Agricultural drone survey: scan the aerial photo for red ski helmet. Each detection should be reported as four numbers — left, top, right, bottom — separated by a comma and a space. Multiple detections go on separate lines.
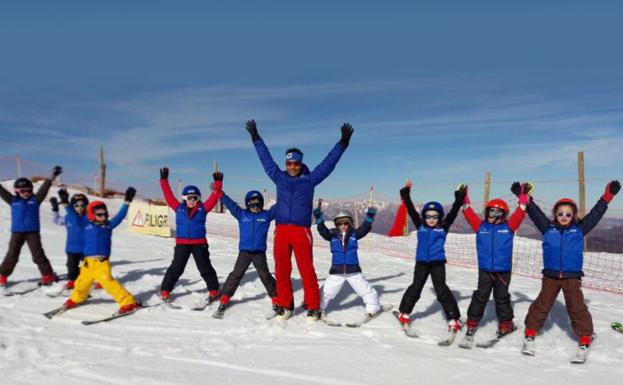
485, 199, 509, 214
87, 200, 107, 222
553, 198, 578, 219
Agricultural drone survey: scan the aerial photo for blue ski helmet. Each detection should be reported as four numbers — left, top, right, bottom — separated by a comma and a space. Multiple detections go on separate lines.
245, 190, 264, 208
182, 185, 201, 197
421, 201, 444, 220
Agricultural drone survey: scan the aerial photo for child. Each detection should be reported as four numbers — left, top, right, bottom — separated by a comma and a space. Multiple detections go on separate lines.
313, 206, 381, 319
459, 184, 529, 347
50, 189, 89, 290
63, 187, 139, 315
520, 180, 620, 354
159, 167, 223, 303
0, 166, 62, 286
396, 182, 464, 335
215, 190, 278, 318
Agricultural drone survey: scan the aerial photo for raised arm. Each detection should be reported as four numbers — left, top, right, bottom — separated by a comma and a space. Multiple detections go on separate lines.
400, 185, 422, 228
317, 221, 335, 241
354, 207, 376, 239
246, 120, 282, 184
220, 191, 242, 219
525, 199, 550, 234
0, 183, 12, 204
35, 179, 53, 203
36, 166, 62, 204
203, 173, 224, 212
159, 167, 180, 210
313, 207, 334, 241
110, 187, 135, 228
310, 123, 353, 186
579, 181, 620, 235
110, 203, 129, 229
510, 182, 549, 235
442, 200, 463, 232
507, 204, 526, 232
267, 204, 277, 221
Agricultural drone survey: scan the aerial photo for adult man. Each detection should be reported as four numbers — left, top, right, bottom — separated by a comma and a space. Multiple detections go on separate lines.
246, 119, 353, 321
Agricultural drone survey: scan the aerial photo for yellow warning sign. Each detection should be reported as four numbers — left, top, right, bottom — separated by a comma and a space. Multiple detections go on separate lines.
128, 202, 171, 237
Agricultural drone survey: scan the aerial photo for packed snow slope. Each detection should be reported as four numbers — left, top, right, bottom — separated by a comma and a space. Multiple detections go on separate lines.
1, 186, 623, 385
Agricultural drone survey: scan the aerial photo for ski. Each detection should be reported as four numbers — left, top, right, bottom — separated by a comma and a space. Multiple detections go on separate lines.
570, 345, 590, 364
611, 321, 623, 334
4, 285, 40, 296
344, 305, 393, 328
475, 326, 517, 349
522, 337, 536, 356
212, 305, 227, 319
190, 295, 219, 311
81, 306, 143, 325
321, 318, 342, 327
392, 310, 419, 338
459, 328, 477, 349
43, 305, 70, 319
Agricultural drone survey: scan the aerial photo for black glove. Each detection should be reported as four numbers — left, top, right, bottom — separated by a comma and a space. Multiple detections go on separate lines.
49, 197, 59, 212
399, 186, 411, 198
510, 182, 522, 197
365, 207, 377, 223
51, 165, 63, 179
340, 123, 354, 147
610, 180, 621, 196
58, 189, 69, 205
160, 167, 169, 179
454, 184, 468, 202
213, 172, 224, 182
313, 208, 323, 220
124, 187, 136, 203
246, 119, 261, 142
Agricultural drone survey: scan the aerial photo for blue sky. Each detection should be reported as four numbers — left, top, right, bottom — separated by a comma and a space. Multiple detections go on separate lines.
1, 1, 623, 212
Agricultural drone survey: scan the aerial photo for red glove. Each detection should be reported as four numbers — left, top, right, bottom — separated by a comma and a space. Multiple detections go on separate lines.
602, 180, 621, 203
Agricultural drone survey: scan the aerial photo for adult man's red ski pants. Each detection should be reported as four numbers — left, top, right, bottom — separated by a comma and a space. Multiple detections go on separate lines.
273, 224, 320, 310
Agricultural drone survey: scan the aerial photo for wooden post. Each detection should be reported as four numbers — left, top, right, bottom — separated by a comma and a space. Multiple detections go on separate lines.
578, 152, 588, 251
15, 155, 22, 178
578, 151, 586, 218
98, 146, 106, 197
484, 172, 491, 204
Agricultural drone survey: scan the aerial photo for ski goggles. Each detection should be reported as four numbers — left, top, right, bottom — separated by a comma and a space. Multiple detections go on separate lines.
184, 195, 200, 202
487, 208, 505, 219
424, 214, 440, 220
247, 202, 262, 209
93, 210, 108, 218
556, 211, 573, 219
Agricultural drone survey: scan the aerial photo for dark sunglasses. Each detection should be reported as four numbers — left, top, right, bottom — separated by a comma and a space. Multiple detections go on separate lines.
16, 188, 33, 194
335, 221, 350, 227
286, 161, 301, 167
556, 212, 573, 219
248, 202, 262, 209
94, 211, 108, 217
425, 214, 440, 220
73, 203, 86, 208
185, 195, 200, 202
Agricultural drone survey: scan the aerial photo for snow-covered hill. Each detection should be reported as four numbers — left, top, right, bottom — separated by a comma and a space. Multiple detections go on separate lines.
1, 185, 623, 385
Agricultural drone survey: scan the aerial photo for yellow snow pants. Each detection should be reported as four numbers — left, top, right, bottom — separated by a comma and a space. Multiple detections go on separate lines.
70, 257, 136, 307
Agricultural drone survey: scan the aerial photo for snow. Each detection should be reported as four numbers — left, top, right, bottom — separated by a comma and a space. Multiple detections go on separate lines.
1, 185, 623, 385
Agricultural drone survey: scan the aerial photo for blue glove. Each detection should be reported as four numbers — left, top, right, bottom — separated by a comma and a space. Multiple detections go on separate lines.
313, 208, 323, 224
365, 207, 377, 223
